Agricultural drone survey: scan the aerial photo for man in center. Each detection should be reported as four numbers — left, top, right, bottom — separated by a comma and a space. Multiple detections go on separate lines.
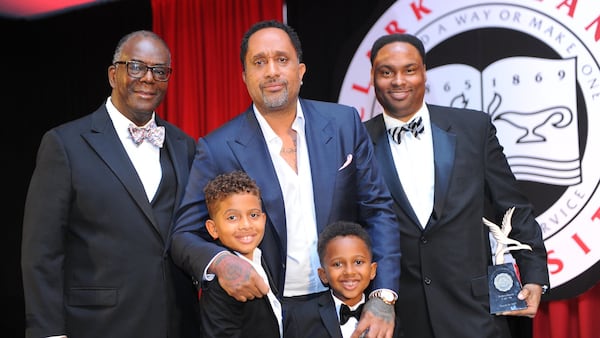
171, 20, 401, 338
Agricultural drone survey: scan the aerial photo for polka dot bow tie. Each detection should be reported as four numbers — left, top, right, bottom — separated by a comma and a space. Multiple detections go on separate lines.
388, 116, 425, 144
128, 121, 165, 148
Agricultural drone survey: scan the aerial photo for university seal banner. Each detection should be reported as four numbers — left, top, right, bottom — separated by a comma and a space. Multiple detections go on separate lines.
338, 0, 600, 300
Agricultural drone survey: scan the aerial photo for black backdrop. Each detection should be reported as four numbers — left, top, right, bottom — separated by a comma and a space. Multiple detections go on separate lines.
2, 0, 531, 336
2, 0, 152, 335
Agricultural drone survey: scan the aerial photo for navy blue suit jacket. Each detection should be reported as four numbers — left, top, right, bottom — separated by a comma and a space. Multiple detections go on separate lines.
365, 104, 549, 338
172, 98, 401, 297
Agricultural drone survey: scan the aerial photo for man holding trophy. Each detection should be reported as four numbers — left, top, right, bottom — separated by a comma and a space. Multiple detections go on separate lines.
364, 33, 549, 338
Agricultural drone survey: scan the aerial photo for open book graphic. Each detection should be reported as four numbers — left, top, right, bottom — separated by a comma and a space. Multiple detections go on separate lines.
425, 56, 581, 186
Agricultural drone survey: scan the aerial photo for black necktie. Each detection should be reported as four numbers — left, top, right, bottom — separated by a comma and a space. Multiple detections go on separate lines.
339, 303, 364, 325
388, 116, 425, 144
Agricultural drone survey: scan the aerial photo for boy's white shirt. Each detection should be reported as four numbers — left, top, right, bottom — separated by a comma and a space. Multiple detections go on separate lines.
236, 248, 283, 338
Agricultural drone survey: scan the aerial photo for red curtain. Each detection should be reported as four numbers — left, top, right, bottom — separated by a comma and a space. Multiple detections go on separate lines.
151, 0, 284, 139
533, 282, 600, 338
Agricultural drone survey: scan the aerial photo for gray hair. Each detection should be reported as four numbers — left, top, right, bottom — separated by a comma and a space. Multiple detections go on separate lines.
112, 30, 171, 64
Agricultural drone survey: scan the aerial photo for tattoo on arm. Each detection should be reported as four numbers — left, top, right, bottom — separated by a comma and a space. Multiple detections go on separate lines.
364, 297, 395, 322
213, 253, 250, 287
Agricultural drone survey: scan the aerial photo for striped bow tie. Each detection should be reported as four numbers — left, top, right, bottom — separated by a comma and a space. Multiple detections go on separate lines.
388, 116, 424, 144
128, 121, 165, 148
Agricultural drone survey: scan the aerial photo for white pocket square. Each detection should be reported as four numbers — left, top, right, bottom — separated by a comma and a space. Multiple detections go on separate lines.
338, 154, 353, 171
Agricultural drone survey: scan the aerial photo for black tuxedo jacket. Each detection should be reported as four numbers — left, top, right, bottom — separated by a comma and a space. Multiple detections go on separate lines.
199, 253, 280, 337
22, 104, 200, 338
284, 291, 343, 338
365, 104, 549, 338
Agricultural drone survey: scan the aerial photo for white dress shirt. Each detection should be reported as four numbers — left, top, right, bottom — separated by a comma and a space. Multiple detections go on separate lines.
383, 103, 434, 227
106, 97, 162, 202
254, 102, 327, 296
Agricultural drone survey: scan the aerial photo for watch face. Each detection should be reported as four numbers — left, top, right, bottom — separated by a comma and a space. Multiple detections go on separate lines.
381, 291, 394, 301
377, 290, 396, 303
371, 290, 396, 304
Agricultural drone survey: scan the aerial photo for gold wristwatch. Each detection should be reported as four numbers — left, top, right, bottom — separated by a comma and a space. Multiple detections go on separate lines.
369, 289, 397, 305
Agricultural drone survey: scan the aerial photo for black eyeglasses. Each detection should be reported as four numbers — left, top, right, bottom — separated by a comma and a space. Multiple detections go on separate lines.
113, 61, 172, 82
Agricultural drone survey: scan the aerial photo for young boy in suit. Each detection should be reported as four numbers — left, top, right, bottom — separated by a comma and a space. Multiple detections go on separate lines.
200, 170, 282, 337
284, 221, 378, 338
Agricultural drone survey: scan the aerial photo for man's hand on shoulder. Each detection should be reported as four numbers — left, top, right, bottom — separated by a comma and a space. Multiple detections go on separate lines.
210, 252, 269, 301
351, 297, 395, 338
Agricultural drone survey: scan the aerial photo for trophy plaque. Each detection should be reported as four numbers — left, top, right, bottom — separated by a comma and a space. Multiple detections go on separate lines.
483, 207, 532, 314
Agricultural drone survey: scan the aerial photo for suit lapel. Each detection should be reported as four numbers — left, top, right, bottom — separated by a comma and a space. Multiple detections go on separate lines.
83, 108, 159, 233
229, 110, 288, 246
158, 117, 191, 243
369, 115, 421, 225
261, 254, 279, 297
301, 99, 337, 232
319, 293, 343, 338
428, 106, 456, 229
158, 117, 187, 207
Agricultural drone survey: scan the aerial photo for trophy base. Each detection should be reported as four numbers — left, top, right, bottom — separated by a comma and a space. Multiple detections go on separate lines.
488, 263, 527, 314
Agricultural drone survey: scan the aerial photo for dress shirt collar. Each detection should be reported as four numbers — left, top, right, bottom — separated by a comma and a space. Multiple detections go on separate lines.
235, 247, 262, 265
253, 100, 305, 143
382, 101, 429, 133
331, 290, 366, 318
332, 291, 365, 337
106, 96, 158, 143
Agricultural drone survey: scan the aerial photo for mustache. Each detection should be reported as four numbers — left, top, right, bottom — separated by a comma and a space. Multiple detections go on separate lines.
261, 79, 287, 88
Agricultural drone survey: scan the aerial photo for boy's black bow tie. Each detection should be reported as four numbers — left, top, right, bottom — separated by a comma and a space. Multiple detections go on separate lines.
339, 303, 364, 325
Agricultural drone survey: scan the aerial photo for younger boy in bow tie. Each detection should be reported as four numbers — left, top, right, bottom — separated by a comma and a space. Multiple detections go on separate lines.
284, 221, 378, 338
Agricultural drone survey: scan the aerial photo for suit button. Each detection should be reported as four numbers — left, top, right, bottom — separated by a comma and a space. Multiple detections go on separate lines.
424, 277, 431, 285
420, 236, 428, 244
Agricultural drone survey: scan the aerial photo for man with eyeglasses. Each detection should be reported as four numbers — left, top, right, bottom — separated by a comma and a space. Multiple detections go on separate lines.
21, 30, 201, 338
